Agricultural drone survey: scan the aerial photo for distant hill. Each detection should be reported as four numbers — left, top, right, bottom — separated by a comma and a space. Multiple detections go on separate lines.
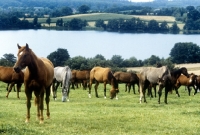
1, 0, 200, 8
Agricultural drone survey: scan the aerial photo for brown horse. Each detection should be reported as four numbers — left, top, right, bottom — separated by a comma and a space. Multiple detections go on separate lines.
175, 74, 197, 96
113, 71, 139, 94
14, 43, 54, 124
0, 66, 24, 98
0, 66, 23, 98
71, 69, 90, 90
88, 66, 119, 99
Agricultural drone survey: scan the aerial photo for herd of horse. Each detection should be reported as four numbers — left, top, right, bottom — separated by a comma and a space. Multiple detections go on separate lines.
2, 43, 200, 124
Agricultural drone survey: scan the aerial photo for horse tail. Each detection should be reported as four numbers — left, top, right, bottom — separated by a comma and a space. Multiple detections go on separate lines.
63, 67, 71, 93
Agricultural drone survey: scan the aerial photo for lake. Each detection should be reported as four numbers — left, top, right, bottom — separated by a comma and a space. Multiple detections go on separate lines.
0, 29, 200, 60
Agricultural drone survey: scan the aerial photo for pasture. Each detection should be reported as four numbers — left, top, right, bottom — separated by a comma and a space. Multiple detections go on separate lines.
0, 82, 200, 135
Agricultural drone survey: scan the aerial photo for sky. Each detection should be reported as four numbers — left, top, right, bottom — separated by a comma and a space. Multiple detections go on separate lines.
128, 0, 154, 2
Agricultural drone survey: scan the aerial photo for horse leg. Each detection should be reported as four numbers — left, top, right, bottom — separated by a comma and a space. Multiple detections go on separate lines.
139, 82, 143, 103
94, 82, 99, 98
88, 79, 93, 98
39, 91, 45, 124
128, 83, 131, 93
187, 86, 191, 96
25, 89, 32, 123
16, 83, 22, 99
6, 83, 9, 91
132, 84, 136, 94
103, 82, 107, 99
35, 89, 45, 124
154, 85, 156, 97
164, 88, 168, 104
125, 84, 127, 92
45, 86, 51, 119
6, 82, 15, 98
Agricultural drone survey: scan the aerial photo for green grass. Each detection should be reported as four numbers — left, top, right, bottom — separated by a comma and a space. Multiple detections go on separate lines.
0, 82, 200, 135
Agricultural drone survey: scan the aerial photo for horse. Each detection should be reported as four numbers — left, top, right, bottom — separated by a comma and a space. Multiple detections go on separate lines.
148, 67, 189, 97
13, 43, 54, 124
88, 66, 119, 99
71, 69, 90, 90
138, 66, 172, 104
0, 66, 24, 98
52, 66, 72, 102
113, 71, 139, 94
175, 74, 197, 96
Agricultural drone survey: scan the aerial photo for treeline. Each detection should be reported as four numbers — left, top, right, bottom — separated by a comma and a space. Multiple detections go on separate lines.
1, 42, 200, 71
0, 15, 41, 29
96, 18, 180, 33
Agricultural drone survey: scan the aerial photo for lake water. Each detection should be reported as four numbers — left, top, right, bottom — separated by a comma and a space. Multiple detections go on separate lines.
0, 29, 200, 60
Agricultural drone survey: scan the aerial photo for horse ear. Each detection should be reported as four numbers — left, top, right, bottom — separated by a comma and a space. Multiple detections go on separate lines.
26, 43, 29, 50
17, 44, 21, 49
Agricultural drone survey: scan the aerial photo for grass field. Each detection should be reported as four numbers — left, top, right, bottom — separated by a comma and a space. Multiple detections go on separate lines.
1, 81, 200, 135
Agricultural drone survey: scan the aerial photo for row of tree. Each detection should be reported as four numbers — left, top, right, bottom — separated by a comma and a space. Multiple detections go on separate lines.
1, 42, 200, 71
95, 18, 180, 33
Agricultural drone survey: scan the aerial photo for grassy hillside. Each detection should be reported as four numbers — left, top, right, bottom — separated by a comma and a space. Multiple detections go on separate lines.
24, 13, 184, 30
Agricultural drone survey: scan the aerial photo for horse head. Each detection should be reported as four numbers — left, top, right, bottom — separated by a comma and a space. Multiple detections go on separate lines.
180, 67, 189, 78
14, 43, 32, 73
110, 76, 119, 99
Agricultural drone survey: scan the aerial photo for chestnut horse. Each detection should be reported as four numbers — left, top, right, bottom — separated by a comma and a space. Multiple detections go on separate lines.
113, 71, 139, 94
174, 74, 197, 96
71, 69, 90, 90
88, 66, 119, 99
14, 44, 54, 124
0, 66, 24, 98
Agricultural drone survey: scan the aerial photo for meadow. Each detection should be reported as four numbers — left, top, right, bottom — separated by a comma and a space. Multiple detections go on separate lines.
0, 81, 200, 135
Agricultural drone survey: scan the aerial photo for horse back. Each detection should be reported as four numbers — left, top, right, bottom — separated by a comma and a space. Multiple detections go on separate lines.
140, 66, 170, 83
114, 72, 132, 82
90, 67, 111, 83
76, 70, 90, 80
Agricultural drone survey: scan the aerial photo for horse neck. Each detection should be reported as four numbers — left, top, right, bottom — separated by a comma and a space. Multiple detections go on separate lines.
111, 77, 118, 89
172, 69, 182, 79
27, 51, 43, 75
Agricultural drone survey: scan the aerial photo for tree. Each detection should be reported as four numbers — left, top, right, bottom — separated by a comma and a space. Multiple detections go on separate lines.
46, 17, 51, 27
61, 6, 73, 16
56, 18, 63, 26
110, 55, 124, 67
68, 18, 87, 30
147, 20, 160, 32
159, 21, 169, 33
94, 54, 106, 60
95, 19, 106, 30
78, 5, 90, 14
170, 42, 200, 64
0, 53, 16, 66
47, 48, 70, 67
107, 19, 119, 31
170, 22, 180, 34
66, 56, 88, 70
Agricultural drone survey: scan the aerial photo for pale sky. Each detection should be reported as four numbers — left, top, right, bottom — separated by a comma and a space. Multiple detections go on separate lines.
129, 0, 154, 2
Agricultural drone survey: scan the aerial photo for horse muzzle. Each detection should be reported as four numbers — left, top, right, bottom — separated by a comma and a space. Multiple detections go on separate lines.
14, 67, 21, 73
